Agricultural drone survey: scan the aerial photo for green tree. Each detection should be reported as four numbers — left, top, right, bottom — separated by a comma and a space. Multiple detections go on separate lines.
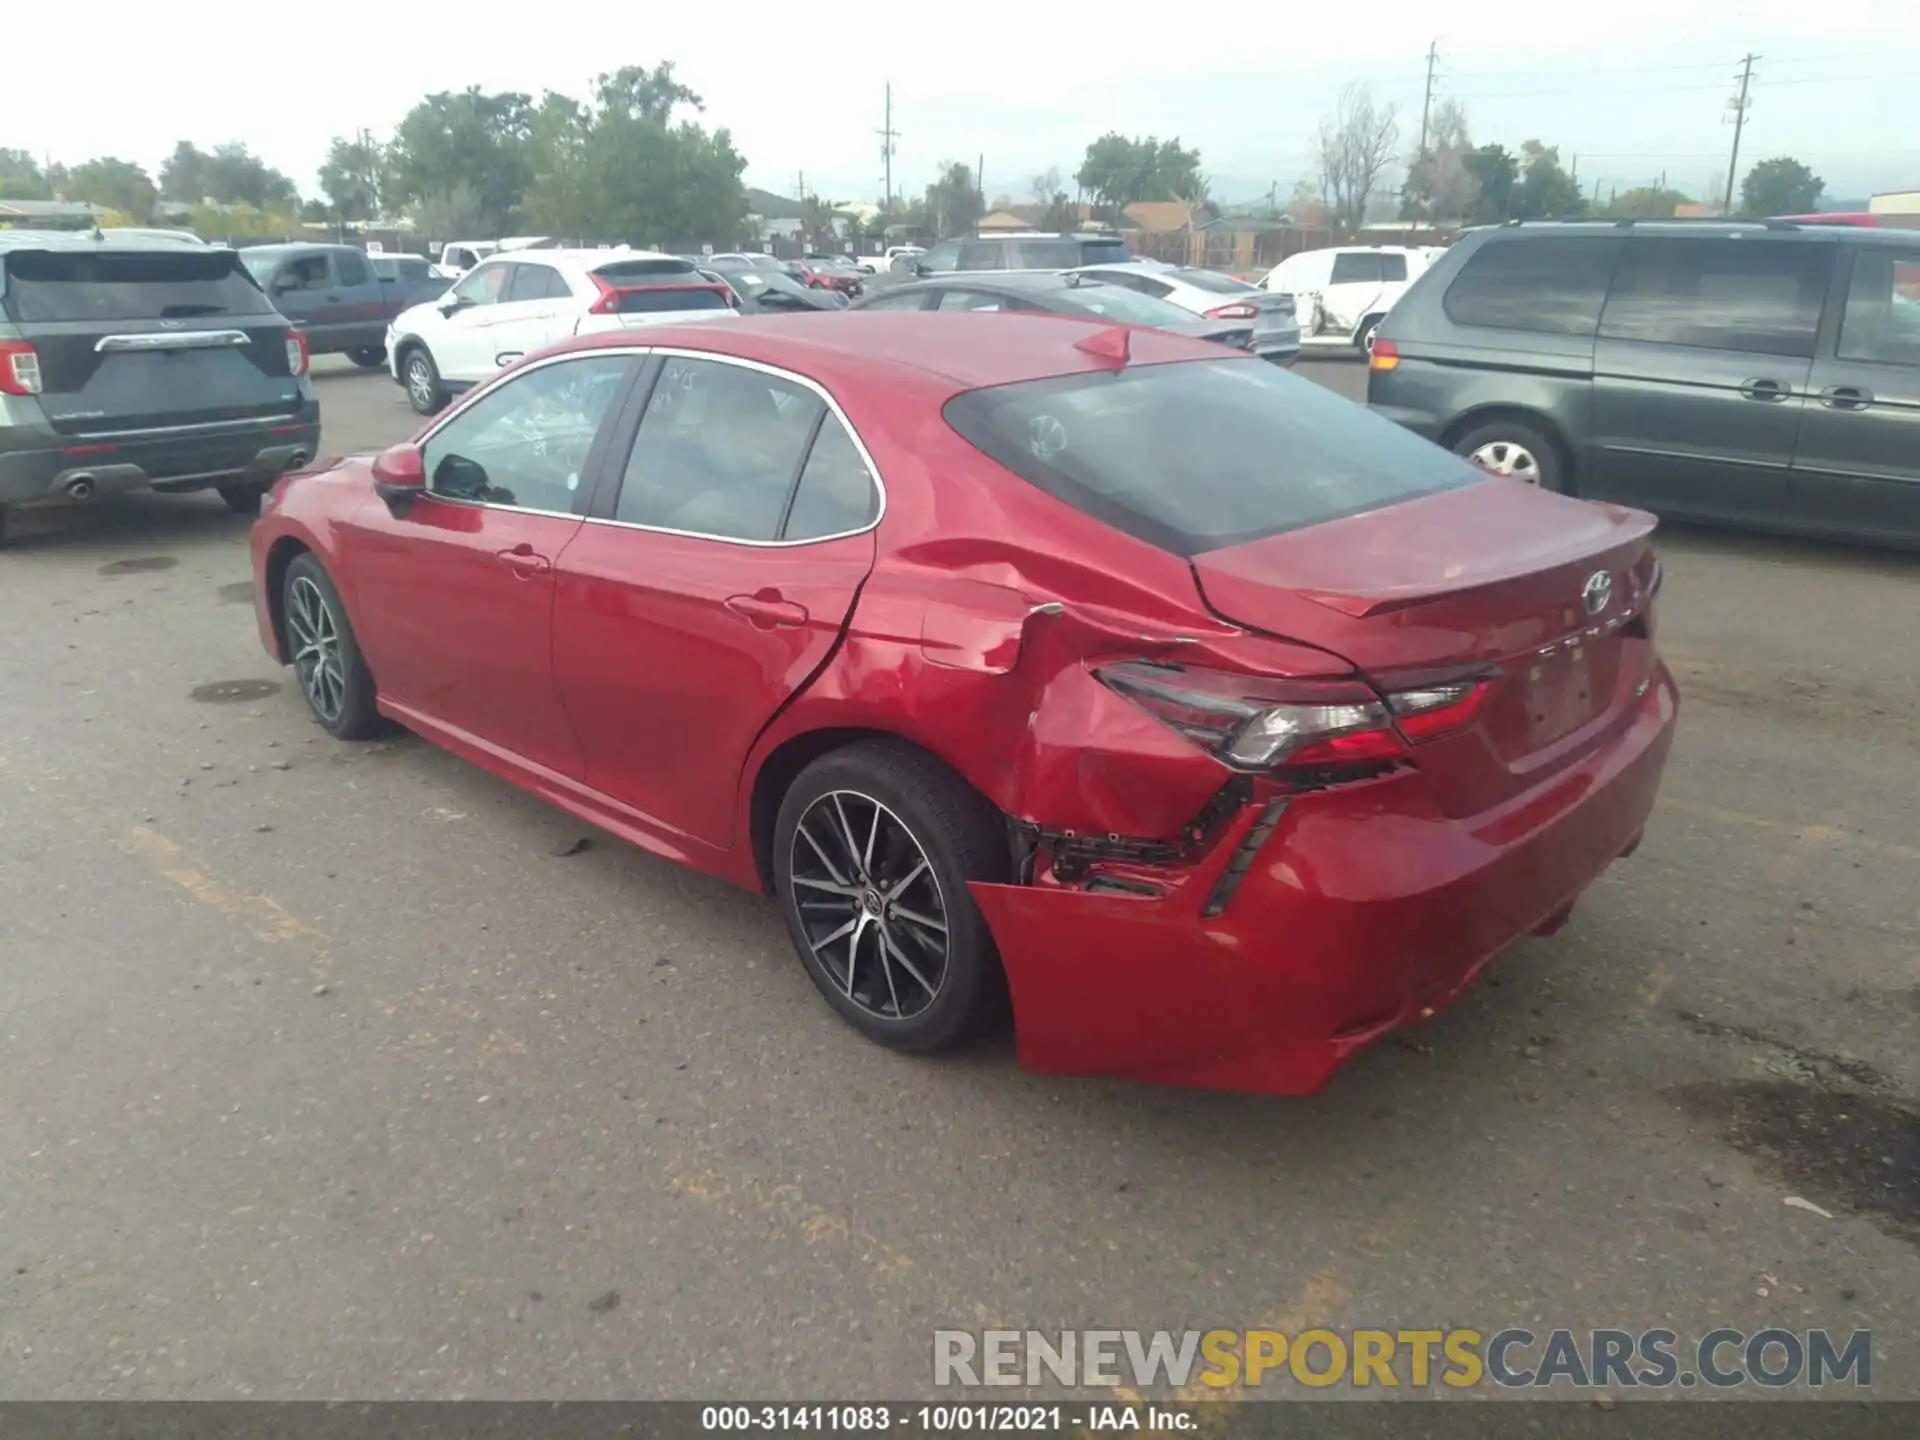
1740, 156, 1824, 217
1512, 140, 1585, 220
1074, 133, 1203, 218
64, 157, 158, 221
924, 161, 985, 239
160, 141, 297, 208
1401, 99, 1476, 223
1039, 191, 1077, 231
385, 88, 537, 236
1462, 144, 1519, 223
318, 134, 385, 222
800, 195, 842, 250
0, 148, 51, 199
1604, 185, 1693, 219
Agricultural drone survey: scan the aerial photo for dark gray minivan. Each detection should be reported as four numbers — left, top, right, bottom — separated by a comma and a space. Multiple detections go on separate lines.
1368, 220, 1920, 547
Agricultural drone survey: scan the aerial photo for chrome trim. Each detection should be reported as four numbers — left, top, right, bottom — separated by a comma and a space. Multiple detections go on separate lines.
413, 344, 889, 550
94, 329, 251, 353
66, 414, 312, 440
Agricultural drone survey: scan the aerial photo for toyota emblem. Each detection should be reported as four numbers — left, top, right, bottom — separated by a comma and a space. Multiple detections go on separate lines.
1581, 570, 1613, 617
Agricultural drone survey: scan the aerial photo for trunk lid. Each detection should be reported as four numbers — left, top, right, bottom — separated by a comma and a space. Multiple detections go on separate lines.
1190, 481, 1660, 811
3, 246, 300, 435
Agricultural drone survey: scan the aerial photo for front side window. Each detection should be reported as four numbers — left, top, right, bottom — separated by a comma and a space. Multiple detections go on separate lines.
1598, 237, 1834, 357
919, 242, 961, 272
615, 358, 825, 540
1443, 236, 1624, 336
1837, 248, 1920, 366
276, 254, 332, 292
422, 355, 633, 513
945, 357, 1477, 556
452, 262, 512, 307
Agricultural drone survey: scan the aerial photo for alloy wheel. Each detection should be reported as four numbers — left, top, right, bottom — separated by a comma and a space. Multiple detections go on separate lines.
1469, 440, 1541, 484
286, 575, 346, 724
405, 356, 435, 410
786, 790, 950, 1021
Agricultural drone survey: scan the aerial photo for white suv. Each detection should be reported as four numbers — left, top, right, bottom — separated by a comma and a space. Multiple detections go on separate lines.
387, 249, 739, 415
1259, 245, 1430, 353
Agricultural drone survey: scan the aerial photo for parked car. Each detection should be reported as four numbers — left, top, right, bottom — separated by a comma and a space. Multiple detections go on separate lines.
0, 229, 317, 534
386, 249, 737, 415
796, 255, 866, 296
1068, 262, 1301, 364
1368, 219, 1920, 548
1261, 245, 1430, 354
101, 227, 208, 247
906, 232, 1136, 277
716, 267, 846, 314
850, 271, 1261, 350
857, 245, 925, 275
369, 252, 450, 312
250, 311, 1675, 1091
437, 241, 498, 278
239, 243, 409, 368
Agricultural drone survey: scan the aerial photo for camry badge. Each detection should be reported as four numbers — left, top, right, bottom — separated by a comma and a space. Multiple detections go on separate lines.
1581, 570, 1613, 617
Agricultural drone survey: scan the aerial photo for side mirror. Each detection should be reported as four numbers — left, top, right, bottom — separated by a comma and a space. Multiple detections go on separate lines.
437, 294, 465, 315
910, 261, 931, 276
372, 443, 426, 515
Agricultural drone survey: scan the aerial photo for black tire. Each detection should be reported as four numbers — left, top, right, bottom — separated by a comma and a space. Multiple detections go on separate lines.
281, 553, 380, 740
1452, 417, 1568, 493
348, 346, 387, 369
772, 739, 1010, 1053
399, 345, 447, 416
1355, 315, 1383, 355
217, 481, 266, 516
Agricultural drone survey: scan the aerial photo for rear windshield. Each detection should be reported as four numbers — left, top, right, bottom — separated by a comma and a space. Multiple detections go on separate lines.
595, 258, 701, 283
1176, 268, 1258, 295
1060, 282, 1200, 327
3, 249, 275, 323
607, 287, 729, 313
943, 358, 1477, 555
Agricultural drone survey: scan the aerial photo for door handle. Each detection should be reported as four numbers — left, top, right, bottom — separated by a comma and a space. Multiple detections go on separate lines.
495, 542, 552, 578
1738, 378, 1791, 402
1819, 385, 1874, 411
326, 293, 342, 302
724, 590, 809, 629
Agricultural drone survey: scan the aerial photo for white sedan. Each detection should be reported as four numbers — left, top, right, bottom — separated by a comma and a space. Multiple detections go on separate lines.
1066, 263, 1301, 364
386, 249, 738, 416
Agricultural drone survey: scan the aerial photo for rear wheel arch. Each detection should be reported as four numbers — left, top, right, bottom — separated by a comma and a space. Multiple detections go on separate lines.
748, 727, 1010, 895
1439, 406, 1578, 493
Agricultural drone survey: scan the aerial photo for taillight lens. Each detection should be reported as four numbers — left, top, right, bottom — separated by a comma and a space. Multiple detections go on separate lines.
285, 330, 310, 377
1205, 302, 1260, 320
1369, 338, 1401, 371
1096, 661, 1492, 775
0, 340, 42, 396
587, 273, 620, 313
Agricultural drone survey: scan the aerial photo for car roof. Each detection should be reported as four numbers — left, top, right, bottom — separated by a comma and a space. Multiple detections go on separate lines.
1459, 218, 1912, 246
0, 227, 224, 255
965, 231, 1122, 242
482, 247, 690, 273
892, 272, 1099, 294
554, 310, 1235, 395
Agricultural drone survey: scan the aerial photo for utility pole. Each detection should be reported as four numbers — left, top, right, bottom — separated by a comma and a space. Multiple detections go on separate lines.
977, 153, 985, 210
1416, 39, 1439, 162
876, 83, 899, 214
1724, 53, 1758, 216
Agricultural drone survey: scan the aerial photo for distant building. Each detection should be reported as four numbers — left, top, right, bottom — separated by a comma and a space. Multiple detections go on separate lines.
976, 210, 1034, 233
1868, 190, 1920, 225
0, 198, 106, 227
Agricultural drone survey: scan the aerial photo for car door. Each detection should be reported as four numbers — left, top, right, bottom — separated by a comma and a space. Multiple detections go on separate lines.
1588, 234, 1833, 523
346, 351, 641, 777
431, 261, 516, 382
266, 252, 340, 343
487, 261, 579, 367
1786, 241, 1920, 544
329, 246, 387, 350
1318, 251, 1385, 333
552, 353, 881, 847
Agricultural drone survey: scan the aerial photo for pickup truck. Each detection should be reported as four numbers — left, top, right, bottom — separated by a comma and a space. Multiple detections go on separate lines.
237, 242, 421, 368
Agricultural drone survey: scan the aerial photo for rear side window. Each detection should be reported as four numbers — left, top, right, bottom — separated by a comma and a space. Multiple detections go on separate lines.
1329, 253, 1381, 284
1174, 269, 1255, 296
1, 249, 276, 322
1378, 254, 1409, 282
1837, 247, 1920, 366
1079, 240, 1133, 265
944, 358, 1476, 556
956, 242, 1006, 271
784, 417, 880, 540
1443, 236, 1623, 336
1598, 237, 1834, 357
336, 249, 372, 287
603, 287, 729, 314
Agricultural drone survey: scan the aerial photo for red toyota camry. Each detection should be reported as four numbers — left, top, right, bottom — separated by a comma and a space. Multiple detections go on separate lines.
249, 313, 1678, 1094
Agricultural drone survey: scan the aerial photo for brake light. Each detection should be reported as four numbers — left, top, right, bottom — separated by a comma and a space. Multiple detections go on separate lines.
587, 273, 621, 314
1205, 302, 1260, 320
285, 330, 310, 377
1369, 338, 1400, 371
1096, 661, 1492, 775
0, 340, 42, 396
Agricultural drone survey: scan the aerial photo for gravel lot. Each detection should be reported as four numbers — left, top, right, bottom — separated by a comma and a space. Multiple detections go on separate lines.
1, 352, 1915, 1400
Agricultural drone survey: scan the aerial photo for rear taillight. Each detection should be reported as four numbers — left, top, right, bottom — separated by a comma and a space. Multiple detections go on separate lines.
1095, 661, 1492, 775
1369, 338, 1401, 372
1205, 302, 1260, 320
588, 273, 620, 314
285, 330, 310, 377
0, 340, 42, 396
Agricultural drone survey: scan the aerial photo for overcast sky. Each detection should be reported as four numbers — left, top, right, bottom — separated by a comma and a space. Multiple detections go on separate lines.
10, 0, 1919, 210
